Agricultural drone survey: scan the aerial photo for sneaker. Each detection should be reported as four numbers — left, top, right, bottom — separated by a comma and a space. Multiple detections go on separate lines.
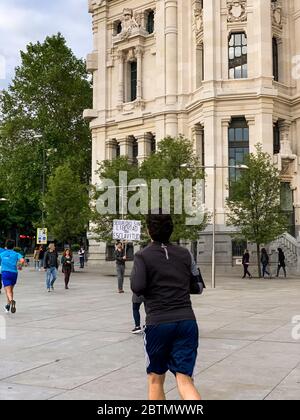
118, 290, 125, 294
131, 327, 142, 334
10, 300, 16, 314
47, 289, 51, 293
4, 304, 10, 313
51, 286, 54, 291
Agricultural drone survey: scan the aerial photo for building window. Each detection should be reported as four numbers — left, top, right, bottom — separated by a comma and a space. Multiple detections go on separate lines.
132, 137, 138, 164
273, 121, 280, 154
116, 142, 121, 158
146, 10, 155, 34
228, 117, 249, 184
130, 61, 137, 102
114, 20, 122, 35
232, 240, 247, 257
272, 37, 279, 82
229, 32, 248, 79
151, 135, 156, 154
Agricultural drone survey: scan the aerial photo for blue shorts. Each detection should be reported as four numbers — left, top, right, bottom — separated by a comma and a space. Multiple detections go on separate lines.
1, 271, 18, 287
144, 320, 199, 377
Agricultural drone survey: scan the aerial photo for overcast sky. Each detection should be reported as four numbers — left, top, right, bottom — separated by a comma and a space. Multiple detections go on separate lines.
0, 0, 92, 89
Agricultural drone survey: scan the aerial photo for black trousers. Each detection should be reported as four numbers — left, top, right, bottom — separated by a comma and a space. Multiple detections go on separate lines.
277, 264, 286, 277
63, 267, 72, 287
243, 264, 251, 278
133, 302, 142, 327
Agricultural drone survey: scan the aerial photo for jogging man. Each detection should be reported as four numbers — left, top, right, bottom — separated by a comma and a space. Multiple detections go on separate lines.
0, 242, 5, 295
0, 240, 25, 314
131, 210, 201, 400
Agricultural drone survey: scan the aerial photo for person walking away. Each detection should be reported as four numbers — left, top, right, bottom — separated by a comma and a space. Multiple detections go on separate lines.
115, 242, 126, 293
276, 248, 287, 278
61, 249, 73, 290
0, 242, 5, 295
0, 240, 25, 313
132, 293, 144, 334
44, 243, 59, 292
131, 210, 201, 401
38, 246, 45, 271
78, 247, 85, 269
261, 248, 271, 278
242, 249, 252, 278
33, 246, 40, 271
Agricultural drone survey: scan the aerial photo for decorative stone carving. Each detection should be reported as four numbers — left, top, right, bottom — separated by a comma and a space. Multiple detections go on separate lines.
271, 0, 283, 30
119, 8, 140, 40
194, 6, 203, 46
227, 0, 247, 23
88, 0, 104, 13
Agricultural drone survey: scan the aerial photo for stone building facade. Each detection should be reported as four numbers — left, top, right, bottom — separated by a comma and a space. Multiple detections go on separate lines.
85, 0, 300, 269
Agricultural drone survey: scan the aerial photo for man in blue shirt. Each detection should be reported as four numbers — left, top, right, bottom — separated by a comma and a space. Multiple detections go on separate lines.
0, 240, 24, 314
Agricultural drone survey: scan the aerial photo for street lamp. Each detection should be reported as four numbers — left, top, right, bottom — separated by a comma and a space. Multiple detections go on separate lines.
0, 198, 7, 202
33, 134, 45, 226
181, 163, 248, 288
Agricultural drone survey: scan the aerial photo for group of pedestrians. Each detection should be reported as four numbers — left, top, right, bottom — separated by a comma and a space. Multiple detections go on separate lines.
0, 241, 88, 313
242, 247, 287, 278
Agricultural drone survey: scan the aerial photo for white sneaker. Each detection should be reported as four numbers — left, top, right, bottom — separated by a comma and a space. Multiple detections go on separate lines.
4, 304, 10, 313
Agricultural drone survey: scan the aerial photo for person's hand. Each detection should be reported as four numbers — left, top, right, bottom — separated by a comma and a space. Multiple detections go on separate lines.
123, 256, 126, 260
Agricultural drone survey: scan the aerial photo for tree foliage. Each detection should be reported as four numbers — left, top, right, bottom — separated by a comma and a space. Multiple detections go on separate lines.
92, 137, 207, 243
44, 164, 90, 243
226, 144, 288, 276
0, 33, 92, 238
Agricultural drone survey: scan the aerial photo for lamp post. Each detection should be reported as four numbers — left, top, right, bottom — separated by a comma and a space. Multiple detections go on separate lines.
181, 163, 248, 288
33, 134, 45, 226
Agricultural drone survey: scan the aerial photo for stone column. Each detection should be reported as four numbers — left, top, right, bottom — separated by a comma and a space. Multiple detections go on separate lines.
105, 139, 117, 160
251, 0, 273, 81
135, 46, 144, 102
137, 133, 153, 163
119, 137, 132, 158
165, 0, 178, 105
279, 121, 293, 156
221, 118, 231, 204
117, 51, 124, 108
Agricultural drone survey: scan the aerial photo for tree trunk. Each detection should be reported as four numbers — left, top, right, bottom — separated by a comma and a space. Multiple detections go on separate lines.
256, 243, 261, 278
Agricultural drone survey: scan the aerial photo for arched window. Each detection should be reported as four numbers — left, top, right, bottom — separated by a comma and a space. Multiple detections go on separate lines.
228, 117, 249, 184
114, 20, 122, 35
229, 32, 248, 79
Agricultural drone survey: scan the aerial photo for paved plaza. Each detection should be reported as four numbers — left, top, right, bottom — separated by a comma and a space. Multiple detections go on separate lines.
0, 266, 300, 400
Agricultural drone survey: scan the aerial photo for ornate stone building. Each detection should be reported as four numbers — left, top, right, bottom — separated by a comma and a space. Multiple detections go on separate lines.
85, 0, 300, 270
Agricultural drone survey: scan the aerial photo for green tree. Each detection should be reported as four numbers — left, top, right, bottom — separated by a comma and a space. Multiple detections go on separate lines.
92, 137, 207, 243
226, 144, 288, 277
139, 136, 207, 242
44, 164, 90, 244
0, 33, 92, 237
91, 157, 140, 242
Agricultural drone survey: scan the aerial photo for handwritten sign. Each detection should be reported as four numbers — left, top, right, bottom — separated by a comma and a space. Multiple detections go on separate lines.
113, 220, 141, 241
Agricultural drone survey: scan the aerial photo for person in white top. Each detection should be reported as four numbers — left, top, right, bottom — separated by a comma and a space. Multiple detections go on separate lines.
78, 248, 85, 269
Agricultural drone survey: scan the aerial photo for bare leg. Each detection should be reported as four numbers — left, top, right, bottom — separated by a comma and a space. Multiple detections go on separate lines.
5, 286, 14, 304
176, 373, 201, 400
148, 374, 166, 400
